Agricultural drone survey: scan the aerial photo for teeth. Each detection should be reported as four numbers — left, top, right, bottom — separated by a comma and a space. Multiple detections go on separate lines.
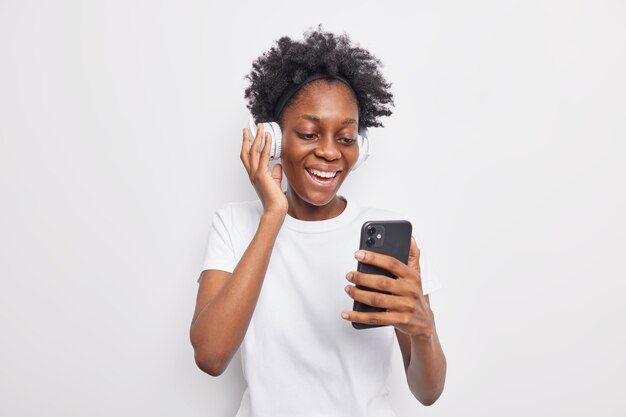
307, 168, 337, 179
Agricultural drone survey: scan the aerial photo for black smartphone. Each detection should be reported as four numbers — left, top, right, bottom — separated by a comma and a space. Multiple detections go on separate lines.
352, 220, 412, 329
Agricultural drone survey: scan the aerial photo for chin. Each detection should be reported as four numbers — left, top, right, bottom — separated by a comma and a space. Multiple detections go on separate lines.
291, 180, 346, 207
305, 191, 341, 206
285, 164, 351, 206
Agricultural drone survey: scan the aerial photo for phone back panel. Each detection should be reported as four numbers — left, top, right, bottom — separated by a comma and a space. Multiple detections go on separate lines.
353, 220, 412, 329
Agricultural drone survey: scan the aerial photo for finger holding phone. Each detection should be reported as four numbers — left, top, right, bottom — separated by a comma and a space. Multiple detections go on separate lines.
342, 236, 435, 340
240, 124, 288, 216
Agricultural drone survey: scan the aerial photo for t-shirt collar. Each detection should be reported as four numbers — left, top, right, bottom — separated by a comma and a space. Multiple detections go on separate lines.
282, 195, 360, 233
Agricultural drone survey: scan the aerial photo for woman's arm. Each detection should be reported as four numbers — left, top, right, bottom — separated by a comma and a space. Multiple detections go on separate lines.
343, 238, 447, 405
190, 125, 288, 376
395, 295, 447, 406
190, 211, 284, 376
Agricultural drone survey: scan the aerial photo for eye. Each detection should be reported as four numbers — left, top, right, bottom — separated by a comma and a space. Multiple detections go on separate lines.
296, 132, 318, 140
339, 137, 357, 145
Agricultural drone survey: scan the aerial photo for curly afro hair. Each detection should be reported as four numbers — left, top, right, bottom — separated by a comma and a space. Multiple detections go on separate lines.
244, 25, 394, 131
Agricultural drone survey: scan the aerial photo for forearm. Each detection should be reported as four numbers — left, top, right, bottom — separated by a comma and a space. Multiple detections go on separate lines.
406, 320, 447, 406
190, 212, 284, 372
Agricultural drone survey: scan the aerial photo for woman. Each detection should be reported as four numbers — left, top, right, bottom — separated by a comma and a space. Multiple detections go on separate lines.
190, 27, 446, 416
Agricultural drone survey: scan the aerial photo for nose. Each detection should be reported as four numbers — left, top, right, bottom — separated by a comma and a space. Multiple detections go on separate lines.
313, 134, 341, 161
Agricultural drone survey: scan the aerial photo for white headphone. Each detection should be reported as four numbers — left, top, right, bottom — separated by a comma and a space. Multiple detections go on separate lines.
248, 115, 371, 171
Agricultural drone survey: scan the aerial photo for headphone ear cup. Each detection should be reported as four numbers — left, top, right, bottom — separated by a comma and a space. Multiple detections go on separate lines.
266, 122, 282, 160
352, 130, 371, 171
248, 115, 282, 160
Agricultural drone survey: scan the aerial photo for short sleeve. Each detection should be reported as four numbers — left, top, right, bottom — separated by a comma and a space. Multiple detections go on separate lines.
197, 204, 237, 283
412, 231, 443, 296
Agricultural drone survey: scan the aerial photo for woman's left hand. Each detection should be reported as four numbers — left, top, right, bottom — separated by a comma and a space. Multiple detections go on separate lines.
342, 236, 434, 340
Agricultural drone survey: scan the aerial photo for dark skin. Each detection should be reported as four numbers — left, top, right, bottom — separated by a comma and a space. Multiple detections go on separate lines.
190, 79, 446, 405
279, 80, 359, 220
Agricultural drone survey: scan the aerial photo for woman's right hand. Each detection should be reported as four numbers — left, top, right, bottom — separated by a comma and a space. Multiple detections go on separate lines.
240, 124, 288, 217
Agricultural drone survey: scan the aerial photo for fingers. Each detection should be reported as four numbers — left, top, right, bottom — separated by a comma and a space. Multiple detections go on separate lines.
241, 123, 267, 175
408, 236, 421, 274
259, 131, 272, 169
355, 249, 412, 279
271, 163, 283, 186
344, 271, 418, 311
345, 271, 417, 298
344, 283, 414, 311
240, 128, 251, 172
249, 123, 264, 173
341, 309, 410, 327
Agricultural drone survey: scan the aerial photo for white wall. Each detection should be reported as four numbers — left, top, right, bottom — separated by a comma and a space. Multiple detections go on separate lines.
1, 0, 625, 416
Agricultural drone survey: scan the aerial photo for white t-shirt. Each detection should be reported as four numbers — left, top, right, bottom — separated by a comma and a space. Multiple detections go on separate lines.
198, 195, 443, 417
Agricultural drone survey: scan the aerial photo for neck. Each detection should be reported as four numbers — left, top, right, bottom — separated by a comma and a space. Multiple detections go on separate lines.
285, 188, 346, 221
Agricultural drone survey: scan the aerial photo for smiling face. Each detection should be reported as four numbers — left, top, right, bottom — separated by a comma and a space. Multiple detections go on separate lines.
278, 80, 360, 208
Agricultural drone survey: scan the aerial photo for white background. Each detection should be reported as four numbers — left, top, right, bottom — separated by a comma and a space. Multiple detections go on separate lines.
1, 1, 625, 416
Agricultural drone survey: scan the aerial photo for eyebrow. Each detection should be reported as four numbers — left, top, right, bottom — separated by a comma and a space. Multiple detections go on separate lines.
299, 114, 357, 125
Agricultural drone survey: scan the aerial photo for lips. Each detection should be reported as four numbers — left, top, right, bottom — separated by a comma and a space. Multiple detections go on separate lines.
304, 167, 342, 187
306, 167, 338, 178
